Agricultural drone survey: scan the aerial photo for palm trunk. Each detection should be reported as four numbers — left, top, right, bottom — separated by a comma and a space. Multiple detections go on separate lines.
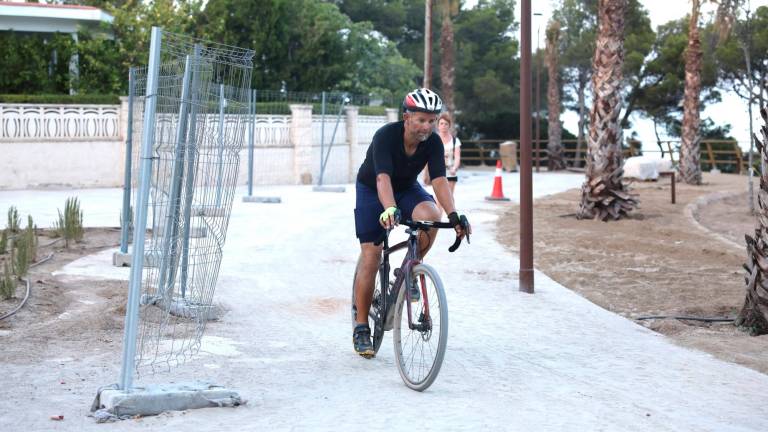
736, 106, 768, 335
575, 70, 588, 168
578, 0, 637, 221
439, 0, 455, 113
546, 21, 565, 171
680, 0, 703, 185
423, 0, 433, 88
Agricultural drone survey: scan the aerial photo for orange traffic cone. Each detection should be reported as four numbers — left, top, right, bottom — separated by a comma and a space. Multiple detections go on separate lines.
485, 160, 510, 201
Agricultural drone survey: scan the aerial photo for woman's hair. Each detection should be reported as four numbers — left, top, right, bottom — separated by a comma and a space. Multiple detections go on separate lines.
438, 112, 452, 126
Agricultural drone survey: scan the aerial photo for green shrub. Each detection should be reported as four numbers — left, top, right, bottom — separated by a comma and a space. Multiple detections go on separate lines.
249, 101, 390, 116
54, 197, 84, 247
25, 216, 36, 264
0, 230, 6, 254
0, 262, 14, 300
358, 106, 389, 116
7, 206, 20, 233
13, 234, 29, 277
0, 94, 120, 105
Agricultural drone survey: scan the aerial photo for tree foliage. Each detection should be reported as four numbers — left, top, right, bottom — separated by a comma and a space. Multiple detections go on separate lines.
715, 5, 768, 107
633, 18, 721, 139
452, 0, 519, 138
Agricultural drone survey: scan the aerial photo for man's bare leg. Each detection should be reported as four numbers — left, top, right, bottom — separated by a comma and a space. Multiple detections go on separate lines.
354, 243, 382, 325
412, 200, 442, 259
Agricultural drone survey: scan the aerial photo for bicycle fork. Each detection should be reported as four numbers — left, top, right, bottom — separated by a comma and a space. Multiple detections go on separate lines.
401, 260, 432, 333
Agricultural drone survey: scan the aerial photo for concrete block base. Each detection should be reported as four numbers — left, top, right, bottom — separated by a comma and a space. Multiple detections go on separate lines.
91, 382, 243, 422
313, 185, 346, 193
242, 195, 282, 203
192, 206, 229, 217
112, 251, 162, 268
112, 251, 132, 267
155, 225, 207, 238
140, 295, 223, 321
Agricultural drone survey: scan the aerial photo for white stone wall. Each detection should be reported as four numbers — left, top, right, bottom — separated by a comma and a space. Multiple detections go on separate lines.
0, 103, 125, 189
0, 139, 124, 189
0, 102, 391, 189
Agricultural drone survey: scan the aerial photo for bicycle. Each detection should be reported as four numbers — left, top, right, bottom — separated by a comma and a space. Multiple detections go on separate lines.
351, 219, 468, 391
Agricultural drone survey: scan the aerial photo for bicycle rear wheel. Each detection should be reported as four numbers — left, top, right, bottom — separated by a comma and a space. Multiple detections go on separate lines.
393, 263, 448, 391
351, 257, 384, 354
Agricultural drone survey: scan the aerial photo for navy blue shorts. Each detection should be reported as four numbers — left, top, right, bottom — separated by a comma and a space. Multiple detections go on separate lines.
354, 181, 435, 243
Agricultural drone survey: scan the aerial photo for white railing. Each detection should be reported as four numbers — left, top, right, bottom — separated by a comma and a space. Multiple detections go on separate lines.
358, 115, 387, 144
312, 115, 348, 146
254, 115, 291, 148
0, 104, 120, 141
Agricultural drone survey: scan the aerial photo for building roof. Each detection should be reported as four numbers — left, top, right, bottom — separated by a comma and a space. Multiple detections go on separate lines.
0, 1, 114, 35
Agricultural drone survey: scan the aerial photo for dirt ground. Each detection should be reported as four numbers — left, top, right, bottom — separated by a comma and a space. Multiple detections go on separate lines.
3, 178, 767, 377
497, 172, 768, 375
0, 228, 127, 364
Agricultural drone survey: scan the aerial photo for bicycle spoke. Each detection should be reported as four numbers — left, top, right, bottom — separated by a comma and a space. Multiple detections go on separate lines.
394, 264, 448, 391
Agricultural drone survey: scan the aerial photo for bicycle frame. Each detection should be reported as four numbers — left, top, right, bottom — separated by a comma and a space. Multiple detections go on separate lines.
379, 227, 429, 331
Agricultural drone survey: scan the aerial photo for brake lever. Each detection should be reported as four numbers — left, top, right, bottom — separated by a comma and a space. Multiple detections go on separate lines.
448, 236, 462, 253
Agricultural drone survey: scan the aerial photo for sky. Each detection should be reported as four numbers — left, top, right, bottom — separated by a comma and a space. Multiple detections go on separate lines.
463, 0, 768, 153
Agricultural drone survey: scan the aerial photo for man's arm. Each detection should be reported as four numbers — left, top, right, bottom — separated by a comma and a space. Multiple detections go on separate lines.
432, 176, 471, 238
431, 176, 455, 215
376, 173, 398, 228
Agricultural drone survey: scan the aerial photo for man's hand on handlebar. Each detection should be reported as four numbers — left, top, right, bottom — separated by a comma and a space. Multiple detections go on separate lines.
447, 212, 472, 244
379, 206, 401, 229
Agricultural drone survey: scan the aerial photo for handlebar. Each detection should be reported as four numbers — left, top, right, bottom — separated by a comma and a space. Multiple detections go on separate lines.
374, 219, 470, 253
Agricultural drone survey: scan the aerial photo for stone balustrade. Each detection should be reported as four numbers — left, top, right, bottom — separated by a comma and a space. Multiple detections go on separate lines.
0, 101, 398, 189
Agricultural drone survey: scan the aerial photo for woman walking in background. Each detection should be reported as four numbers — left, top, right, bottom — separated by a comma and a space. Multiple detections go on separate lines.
425, 113, 461, 214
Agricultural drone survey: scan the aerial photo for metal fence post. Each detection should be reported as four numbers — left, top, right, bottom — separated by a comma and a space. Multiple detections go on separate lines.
216, 83, 226, 206
120, 26, 162, 392
247, 88, 255, 197
318, 94, 348, 186
180, 44, 203, 299
120, 67, 136, 254
157, 54, 193, 299
319, 91, 326, 186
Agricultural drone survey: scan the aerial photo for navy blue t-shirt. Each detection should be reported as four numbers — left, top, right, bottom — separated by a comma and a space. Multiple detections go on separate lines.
356, 121, 446, 192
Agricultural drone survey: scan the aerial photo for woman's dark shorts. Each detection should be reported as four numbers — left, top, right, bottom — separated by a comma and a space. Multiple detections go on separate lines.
354, 181, 435, 243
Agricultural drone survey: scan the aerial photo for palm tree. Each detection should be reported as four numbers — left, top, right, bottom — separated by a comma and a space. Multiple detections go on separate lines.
577, 0, 637, 221
439, 0, 457, 114
737, 106, 768, 334
546, 20, 565, 170
680, 0, 704, 184
680, 0, 741, 184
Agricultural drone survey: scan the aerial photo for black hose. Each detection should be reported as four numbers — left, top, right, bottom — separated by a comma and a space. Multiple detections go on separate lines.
0, 252, 54, 321
0, 278, 31, 321
635, 315, 735, 323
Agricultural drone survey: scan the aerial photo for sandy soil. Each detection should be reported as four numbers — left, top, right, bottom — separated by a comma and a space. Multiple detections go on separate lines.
697, 191, 756, 247
496, 172, 768, 374
0, 229, 128, 363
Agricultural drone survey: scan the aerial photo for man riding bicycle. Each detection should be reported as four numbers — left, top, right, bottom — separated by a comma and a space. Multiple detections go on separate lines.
352, 88, 471, 358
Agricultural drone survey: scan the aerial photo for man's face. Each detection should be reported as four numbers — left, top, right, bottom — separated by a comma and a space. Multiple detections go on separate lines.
404, 111, 438, 143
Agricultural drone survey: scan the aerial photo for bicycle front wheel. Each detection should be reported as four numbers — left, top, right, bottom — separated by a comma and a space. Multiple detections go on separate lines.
393, 263, 448, 391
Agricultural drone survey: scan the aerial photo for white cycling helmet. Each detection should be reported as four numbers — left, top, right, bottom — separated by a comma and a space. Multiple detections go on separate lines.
403, 88, 443, 114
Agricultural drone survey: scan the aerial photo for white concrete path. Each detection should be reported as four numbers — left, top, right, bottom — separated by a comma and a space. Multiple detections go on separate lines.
1, 170, 767, 431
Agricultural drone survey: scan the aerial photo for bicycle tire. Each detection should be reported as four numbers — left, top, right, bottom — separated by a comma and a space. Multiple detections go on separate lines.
393, 263, 448, 391
351, 257, 385, 354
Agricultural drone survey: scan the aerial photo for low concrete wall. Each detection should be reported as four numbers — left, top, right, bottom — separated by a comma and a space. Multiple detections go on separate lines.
0, 101, 127, 189
0, 139, 124, 189
0, 102, 395, 189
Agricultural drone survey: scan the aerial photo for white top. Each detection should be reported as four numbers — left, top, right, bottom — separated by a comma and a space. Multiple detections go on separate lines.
444, 136, 462, 174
